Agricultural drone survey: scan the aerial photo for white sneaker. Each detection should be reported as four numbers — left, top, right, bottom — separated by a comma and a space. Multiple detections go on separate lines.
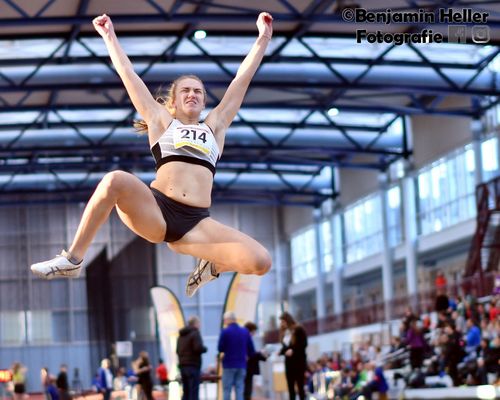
30, 250, 82, 280
185, 259, 220, 297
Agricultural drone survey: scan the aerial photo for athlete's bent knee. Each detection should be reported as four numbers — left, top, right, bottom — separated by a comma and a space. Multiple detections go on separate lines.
98, 171, 131, 199
252, 249, 272, 276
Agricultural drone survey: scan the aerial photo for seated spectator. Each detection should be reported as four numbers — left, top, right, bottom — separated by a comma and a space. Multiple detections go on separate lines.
334, 367, 355, 399
489, 298, 499, 322
464, 318, 481, 359
359, 365, 389, 400
113, 367, 128, 391
352, 362, 371, 396
476, 337, 500, 384
451, 310, 466, 334
329, 352, 341, 371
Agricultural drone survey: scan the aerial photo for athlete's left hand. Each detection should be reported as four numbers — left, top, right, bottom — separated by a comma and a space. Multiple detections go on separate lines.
257, 12, 273, 39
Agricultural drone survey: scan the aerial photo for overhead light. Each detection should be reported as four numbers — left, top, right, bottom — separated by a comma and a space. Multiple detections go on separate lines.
328, 107, 339, 117
194, 30, 207, 40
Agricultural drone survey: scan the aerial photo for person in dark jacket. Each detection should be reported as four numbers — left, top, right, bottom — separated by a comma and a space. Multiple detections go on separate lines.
56, 364, 70, 400
243, 322, 268, 400
133, 351, 153, 400
177, 316, 207, 400
279, 312, 308, 400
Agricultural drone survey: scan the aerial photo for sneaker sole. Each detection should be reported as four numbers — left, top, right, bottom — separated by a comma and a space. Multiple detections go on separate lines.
30, 265, 81, 280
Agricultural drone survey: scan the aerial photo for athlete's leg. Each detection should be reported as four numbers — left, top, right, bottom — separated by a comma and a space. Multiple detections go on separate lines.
168, 217, 272, 275
68, 170, 166, 261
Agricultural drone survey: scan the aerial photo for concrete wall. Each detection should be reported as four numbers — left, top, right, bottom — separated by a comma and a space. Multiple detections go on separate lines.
411, 96, 472, 168
338, 167, 380, 205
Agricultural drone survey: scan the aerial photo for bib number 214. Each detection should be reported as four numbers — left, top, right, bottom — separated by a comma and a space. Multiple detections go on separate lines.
181, 129, 206, 143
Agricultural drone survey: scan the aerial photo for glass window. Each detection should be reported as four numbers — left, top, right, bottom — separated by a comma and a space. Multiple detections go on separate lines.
417, 144, 476, 235
71, 279, 88, 309
52, 311, 70, 343
129, 307, 155, 340
27, 310, 51, 344
0, 311, 26, 345
482, 136, 499, 181
290, 227, 317, 283
386, 185, 404, 247
343, 194, 383, 263
73, 311, 89, 342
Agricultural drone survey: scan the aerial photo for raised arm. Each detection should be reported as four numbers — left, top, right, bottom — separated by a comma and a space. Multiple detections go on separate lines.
93, 14, 170, 130
206, 12, 273, 152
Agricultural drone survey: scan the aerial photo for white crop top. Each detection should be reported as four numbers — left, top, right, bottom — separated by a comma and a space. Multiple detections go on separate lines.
150, 119, 220, 175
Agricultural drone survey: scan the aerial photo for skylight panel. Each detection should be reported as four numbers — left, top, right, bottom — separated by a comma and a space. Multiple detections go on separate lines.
0, 39, 64, 59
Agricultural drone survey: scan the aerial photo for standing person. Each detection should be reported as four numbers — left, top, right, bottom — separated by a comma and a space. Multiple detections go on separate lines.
133, 351, 153, 400
41, 367, 50, 398
41, 367, 58, 400
279, 312, 308, 400
56, 364, 70, 400
177, 316, 207, 400
97, 359, 113, 400
243, 322, 268, 400
11, 362, 27, 400
435, 270, 447, 292
405, 320, 426, 370
29, 11, 274, 298
218, 312, 255, 400
155, 359, 169, 393
244, 321, 267, 400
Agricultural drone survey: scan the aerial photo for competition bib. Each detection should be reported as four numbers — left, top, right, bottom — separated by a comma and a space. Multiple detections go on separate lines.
173, 124, 212, 155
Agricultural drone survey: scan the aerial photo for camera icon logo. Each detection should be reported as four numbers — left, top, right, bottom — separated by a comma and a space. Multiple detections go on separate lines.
472, 26, 490, 44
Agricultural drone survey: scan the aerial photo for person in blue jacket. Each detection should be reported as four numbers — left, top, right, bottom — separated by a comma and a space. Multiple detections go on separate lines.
218, 312, 255, 400
97, 359, 113, 400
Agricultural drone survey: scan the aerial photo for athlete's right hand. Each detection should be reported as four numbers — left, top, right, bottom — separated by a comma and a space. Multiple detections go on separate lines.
93, 14, 114, 38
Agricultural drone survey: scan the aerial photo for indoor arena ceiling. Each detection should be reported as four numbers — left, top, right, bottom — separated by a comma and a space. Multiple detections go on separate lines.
1, 0, 500, 206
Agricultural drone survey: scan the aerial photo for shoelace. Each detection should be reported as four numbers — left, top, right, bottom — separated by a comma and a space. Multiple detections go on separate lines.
188, 261, 211, 286
45, 260, 80, 276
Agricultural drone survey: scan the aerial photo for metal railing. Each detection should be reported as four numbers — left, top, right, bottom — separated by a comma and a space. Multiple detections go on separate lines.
264, 271, 495, 343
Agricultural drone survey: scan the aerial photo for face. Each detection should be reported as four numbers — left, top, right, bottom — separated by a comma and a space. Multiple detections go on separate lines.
174, 78, 205, 117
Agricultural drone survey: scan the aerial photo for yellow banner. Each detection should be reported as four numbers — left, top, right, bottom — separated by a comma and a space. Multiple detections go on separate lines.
150, 286, 185, 397
223, 273, 262, 326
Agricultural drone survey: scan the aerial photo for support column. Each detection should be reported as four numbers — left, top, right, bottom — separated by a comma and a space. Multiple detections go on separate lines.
471, 118, 484, 185
402, 116, 418, 303
402, 165, 418, 300
331, 213, 343, 315
313, 209, 326, 320
379, 175, 394, 321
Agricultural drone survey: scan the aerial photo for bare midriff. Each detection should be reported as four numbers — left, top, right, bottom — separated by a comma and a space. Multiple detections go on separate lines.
150, 161, 214, 208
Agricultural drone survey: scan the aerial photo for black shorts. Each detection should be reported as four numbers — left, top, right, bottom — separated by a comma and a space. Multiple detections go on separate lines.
151, 188, 210, 242
14, 383, 25, 394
